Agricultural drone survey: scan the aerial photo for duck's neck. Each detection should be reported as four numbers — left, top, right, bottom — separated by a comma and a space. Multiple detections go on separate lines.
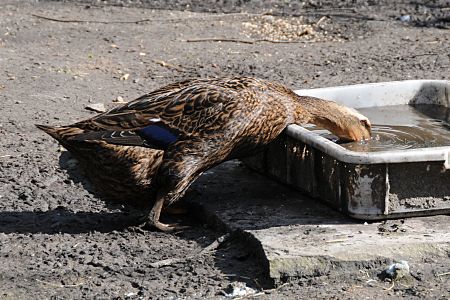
290, 95, 347, 131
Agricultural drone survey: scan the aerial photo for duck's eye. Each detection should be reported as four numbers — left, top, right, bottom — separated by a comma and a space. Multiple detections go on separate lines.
360, 119, 371, 129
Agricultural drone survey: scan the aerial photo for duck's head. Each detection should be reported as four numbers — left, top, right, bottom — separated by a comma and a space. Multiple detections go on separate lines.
311, 104, 372, 142
333, 107, 372, 142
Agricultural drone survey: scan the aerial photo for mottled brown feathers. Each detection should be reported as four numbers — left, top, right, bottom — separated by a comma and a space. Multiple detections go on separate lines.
36, 124, 162, 206
37, 76, 371, 229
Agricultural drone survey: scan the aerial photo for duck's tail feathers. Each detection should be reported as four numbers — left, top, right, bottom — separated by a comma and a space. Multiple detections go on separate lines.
35, 124, 84, 142
35, 124, 58, 137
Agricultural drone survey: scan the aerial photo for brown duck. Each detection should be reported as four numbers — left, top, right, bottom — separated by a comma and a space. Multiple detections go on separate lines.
37, 77, 371, 231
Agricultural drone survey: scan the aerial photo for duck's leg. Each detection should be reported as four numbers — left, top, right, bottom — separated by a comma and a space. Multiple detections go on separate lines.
145, 172, 203, 232
147, 190, 173, 231
142, 145, 210, 232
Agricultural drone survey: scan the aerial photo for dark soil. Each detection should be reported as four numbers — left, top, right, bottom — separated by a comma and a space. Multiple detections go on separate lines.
0, 0, 449, 298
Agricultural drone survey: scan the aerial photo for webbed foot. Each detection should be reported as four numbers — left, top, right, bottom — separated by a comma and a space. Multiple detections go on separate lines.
129, 215, 189, 233
150, 220, 190, 232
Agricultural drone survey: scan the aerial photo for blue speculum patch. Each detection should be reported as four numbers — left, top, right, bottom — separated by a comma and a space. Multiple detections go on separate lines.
136, 124, 179, 149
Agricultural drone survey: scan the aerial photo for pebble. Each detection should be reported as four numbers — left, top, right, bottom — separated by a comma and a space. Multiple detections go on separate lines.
85, 103, 106, 113
384, 260, 410, 280
223, 282, 257, 298
399, 15, 411, 22
113, 96, 127, 103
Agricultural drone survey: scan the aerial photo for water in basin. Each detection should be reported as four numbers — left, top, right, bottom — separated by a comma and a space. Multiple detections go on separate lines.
306, 104, 450, 152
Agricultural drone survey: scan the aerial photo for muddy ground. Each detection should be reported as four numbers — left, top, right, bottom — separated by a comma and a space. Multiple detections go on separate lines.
0, 0, 449, 299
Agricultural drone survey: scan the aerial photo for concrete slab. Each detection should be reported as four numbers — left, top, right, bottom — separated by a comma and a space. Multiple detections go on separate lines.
191, 161, 450, 285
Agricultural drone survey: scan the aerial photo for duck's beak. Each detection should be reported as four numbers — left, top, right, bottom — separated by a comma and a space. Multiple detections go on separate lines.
339, 118, 372, 142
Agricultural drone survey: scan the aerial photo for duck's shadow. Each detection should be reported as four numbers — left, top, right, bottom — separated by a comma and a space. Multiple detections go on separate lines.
0, 151, 149, 235
0, 208, 139, 234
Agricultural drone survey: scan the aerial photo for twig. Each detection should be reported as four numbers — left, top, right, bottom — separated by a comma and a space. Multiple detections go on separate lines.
149, 233, 230, 268
253, 278, 263, 289
262, 282, 289, 294
436, 271, 450, 277
152, 59, 186, 72
185, 38, 314, 44
32, 14, 152, 24
410, 53, 439, 58
198, 234, 229, 253
186, 38, 255, 44
234, 291, 265, 300
325, 238, 348, 243
222, 274, 252, 280
315, 16, 328, 27
256, 38, 309, 44
31, 12, 259, 25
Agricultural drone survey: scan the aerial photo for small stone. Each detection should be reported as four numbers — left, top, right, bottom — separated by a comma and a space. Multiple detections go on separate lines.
139, 52, 146, 56
222, 282, 257, 298
124, 292, 136, 298
399, 15, 411, 22
120, 73, 130, 80
113, 96, 127, 103
85, 103, 106, 113
383, 260, 410, 280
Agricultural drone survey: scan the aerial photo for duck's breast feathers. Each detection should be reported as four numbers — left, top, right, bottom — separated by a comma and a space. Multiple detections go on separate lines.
74, 77, 263, 136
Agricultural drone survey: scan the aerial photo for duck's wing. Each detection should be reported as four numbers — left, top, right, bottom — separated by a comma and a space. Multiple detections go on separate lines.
36, 124, 148, 147
73, 78, 246, 148
70, 130, 147, 147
